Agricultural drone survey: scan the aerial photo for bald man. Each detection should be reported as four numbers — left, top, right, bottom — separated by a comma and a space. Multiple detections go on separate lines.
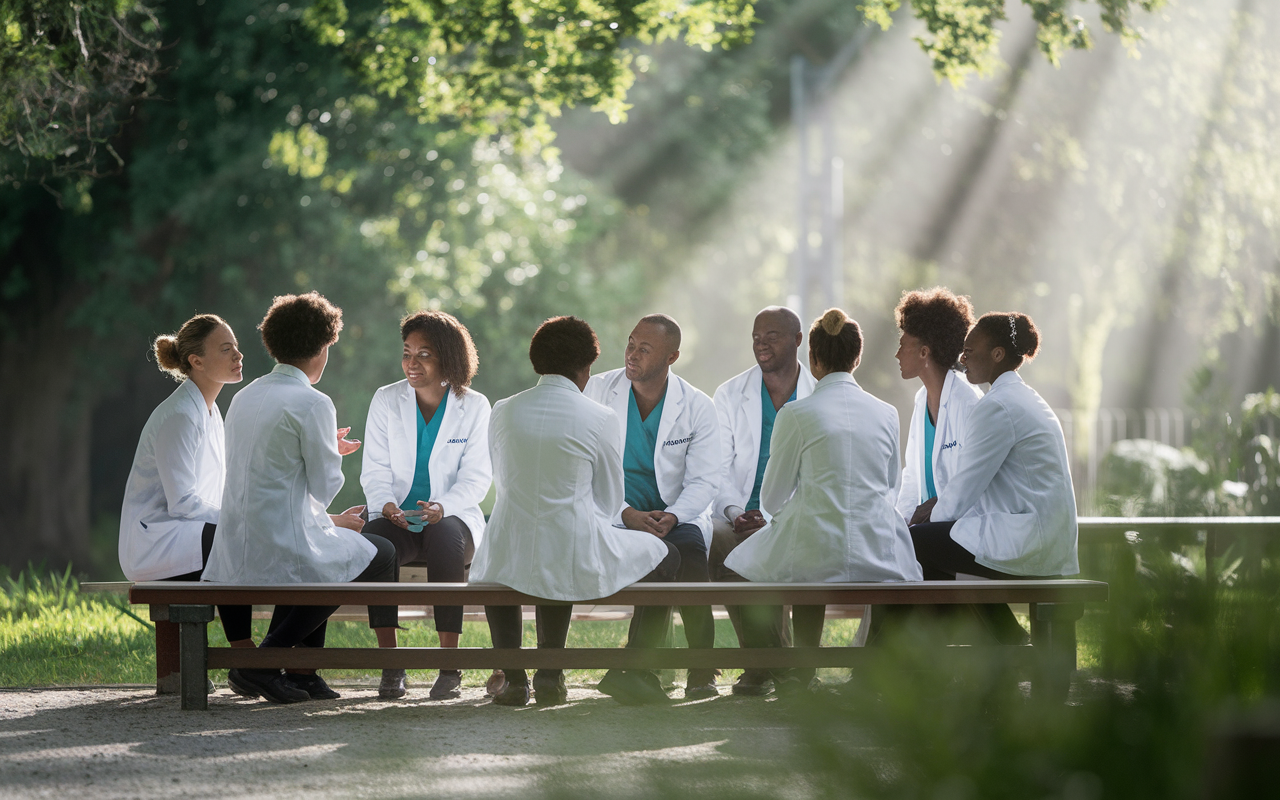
709, 306, 816, 695
586, 314, 723, 699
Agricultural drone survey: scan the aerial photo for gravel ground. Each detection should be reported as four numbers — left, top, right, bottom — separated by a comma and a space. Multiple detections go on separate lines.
0, 682, 843, 799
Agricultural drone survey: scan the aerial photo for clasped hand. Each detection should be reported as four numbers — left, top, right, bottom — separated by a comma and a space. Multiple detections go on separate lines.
621, 507, 677, 538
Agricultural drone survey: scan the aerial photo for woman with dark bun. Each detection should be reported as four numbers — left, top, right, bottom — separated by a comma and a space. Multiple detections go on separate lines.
119, 315, 253, 650
894, 288, 983, 525
361, 310, 495, 701
915, 311, 1079, 642
204, 292, 400, 704
724, 309, 922, 691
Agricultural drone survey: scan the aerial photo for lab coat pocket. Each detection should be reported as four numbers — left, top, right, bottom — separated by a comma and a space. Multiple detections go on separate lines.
979, 510, 1041, 564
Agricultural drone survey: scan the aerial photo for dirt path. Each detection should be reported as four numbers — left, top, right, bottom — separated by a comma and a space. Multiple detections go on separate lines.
0, 683, 845, 799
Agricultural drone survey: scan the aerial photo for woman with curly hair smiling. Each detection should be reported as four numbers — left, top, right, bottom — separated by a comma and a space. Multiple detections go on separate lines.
893, 287, 983, 526
360, 310, 496, 701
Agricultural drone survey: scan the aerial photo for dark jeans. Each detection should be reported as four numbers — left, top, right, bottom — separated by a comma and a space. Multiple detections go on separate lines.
881, 520, 1029, 645
486, 541, 680, 687
165, 523, 252, 642
260, 533, 400, 649
365, 515, 474, 634
625, 523, 715, 655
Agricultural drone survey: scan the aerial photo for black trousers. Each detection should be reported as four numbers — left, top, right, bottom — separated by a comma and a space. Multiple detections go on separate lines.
164, 523, 252, 642
625, 523, 715, 656
711, 519, 793, 650
261, 533, 399, 649
892, 520, 1030, 645
364, 515, 474, 634
485, 541, 681, 687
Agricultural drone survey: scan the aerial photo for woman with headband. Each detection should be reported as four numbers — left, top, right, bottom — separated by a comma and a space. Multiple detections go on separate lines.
893, 288, 983, 527
724, 308, 922, 693
913, 311, 1079, 643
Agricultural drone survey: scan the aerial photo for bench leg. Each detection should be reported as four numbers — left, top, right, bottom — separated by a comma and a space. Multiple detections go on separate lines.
1030, 603, 1082, 703
170, 605, 214, 711
154, 620, 181, 695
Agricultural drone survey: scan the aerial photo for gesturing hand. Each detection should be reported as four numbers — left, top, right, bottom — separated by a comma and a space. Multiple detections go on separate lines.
337, 426, 362, 456
331, 505, 366, 532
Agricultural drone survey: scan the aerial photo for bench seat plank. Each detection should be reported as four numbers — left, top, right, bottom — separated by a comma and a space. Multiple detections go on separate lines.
130, 580, 1108, 607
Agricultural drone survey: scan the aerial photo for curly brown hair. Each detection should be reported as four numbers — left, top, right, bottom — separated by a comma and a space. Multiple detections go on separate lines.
809, 308, 863, 372
895, 287, 976, 370
258, 291, 344, 364
973, 311, 1041, 365
400, 311, 479, 398
529, 316, 600, 378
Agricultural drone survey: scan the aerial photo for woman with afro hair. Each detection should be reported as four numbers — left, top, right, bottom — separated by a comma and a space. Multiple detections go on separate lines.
892, 287, 983, 526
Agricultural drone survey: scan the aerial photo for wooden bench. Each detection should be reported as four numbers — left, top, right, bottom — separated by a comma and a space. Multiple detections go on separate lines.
128, 579, 1108, 710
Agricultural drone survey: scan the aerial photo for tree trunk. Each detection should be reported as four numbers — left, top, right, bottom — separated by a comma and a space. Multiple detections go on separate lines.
0, 305, 93, 572
1067, 294, 1117, 512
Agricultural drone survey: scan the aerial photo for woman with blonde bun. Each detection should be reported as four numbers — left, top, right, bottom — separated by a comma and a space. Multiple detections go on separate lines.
723, 308, 922, 692
119, 314, 253, 649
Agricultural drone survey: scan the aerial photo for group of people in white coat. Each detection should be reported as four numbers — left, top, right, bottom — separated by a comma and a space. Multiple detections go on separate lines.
118, 285, 1078, 707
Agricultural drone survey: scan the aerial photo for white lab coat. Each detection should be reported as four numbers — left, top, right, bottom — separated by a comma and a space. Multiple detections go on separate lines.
896, 369, 985, 521
360, 380, 492, 546
204, 364, 375, 584
932, 371, 1079, 577
711, 362, 816, 520
584, 368, 722, 547
724, 372, 923, 583
118, 378, 223, 581
470, 374, 669, 601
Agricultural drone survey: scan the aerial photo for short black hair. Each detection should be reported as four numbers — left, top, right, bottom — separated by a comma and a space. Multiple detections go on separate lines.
895, 287, 975, 369
809, 308, 863, 372
636, 313, 681, 350
258, 291, 343, 364
973, 312, 1041, 365
400, 310, 479, 398
529, 316, 600, 377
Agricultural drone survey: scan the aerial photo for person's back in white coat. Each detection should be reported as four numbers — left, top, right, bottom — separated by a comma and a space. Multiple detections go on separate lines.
472, 315, 677, 707
724, 309, 922, 693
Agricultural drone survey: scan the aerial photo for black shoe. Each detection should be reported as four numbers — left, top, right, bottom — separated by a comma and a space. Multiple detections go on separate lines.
597, 670, 671, 706
227, 668, 309, 704
731, 669, 774, 697
429, 670, 463, 700
684, 669, 720, 699
285, 672, 341, 700
491, 683, 531, 707
532, 671, 568, 706
227, 670, 260, 698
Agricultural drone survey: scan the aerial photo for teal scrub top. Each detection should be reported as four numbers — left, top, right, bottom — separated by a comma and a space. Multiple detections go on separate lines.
747, 379, 798, 512
403, 392, 448, 509
923, 407, 937, 501
623, 388, 665, 512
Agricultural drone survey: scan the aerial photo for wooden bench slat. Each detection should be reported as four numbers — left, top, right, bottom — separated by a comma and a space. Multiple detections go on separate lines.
130, 580, 1108, 607
205, 645, 1040, 671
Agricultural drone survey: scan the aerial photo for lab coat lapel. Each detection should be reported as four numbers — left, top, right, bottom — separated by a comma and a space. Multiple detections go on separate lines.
654, 372, 684, 452
741, 366, 762, 464
397, 381, 418, 479
428, 386, 463, 483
